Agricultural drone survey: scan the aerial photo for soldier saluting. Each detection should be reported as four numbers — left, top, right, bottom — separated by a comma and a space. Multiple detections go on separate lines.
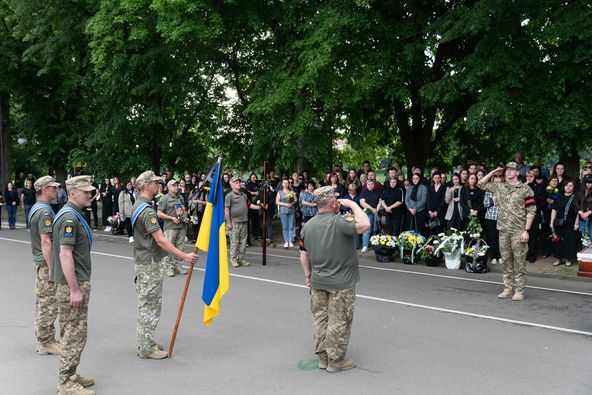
479, 162, 536, 301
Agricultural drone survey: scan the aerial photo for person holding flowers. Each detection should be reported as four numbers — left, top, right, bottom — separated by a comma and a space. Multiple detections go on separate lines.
276, 178, 298, 248
460, 173, 484, 234
550, 180, 579, 267
478, 162, 536, 301
576, 174, 592, 248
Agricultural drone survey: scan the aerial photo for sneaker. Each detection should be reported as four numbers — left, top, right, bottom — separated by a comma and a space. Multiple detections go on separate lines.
174, 267, 188, 275
104, 226, 112, 232
138, 349, 168, 359
129, 236, 134, 243
58, 375, 96, 395
288, 242, 294, 248
319, 354, 328, 370
166, 269, 175, 277
512, 291, 525, 301
491, 258, 497, 265
497, 288, 513, 299
326, 358, 356, 373
361, 246, 368, 253
283, 242, 288, 248
231, 260, 240, 267
239, 260, 250, 267
37, 340, 60, 355
498, 258, 503, 264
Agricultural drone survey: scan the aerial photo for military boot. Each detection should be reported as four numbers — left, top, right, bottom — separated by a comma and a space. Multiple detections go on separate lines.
318, 354, 328, 369
239, 260, 250, 267
166, 268, 175, 277
37, 340, 60, 355
326, 358, 356, 373
497, 288, 513, 299
231, 260, 240, 267
56, 374, 94, 392
512, 291, 525, 301
138, 349, 168, 359
174, 266, 188, 275
58, 375, 96, 395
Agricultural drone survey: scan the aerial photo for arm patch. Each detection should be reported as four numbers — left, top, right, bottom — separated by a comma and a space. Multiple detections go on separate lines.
299, 239, 306, 252
524, 197, 536, 207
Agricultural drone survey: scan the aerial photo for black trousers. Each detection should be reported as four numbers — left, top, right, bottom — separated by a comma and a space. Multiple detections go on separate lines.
485, 219, 501, 260
526, 215, 540, 261
385, 214, 403, 236
406, 210, 426, 237
85, 200, 99, 229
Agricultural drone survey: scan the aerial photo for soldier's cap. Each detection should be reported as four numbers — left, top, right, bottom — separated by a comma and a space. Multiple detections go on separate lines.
34, 176, 60, 191
230, 177, 241, 184
313, 186, 339, 205
167, 179, 179, 187
505, 161, 518, 170
65, 176, 95, 192
136, 171, 161, 188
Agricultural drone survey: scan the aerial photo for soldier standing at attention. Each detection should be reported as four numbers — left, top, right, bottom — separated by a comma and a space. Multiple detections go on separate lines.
225, 177, 260, 267
29, 176, 61, 355
479, 162, 536, 301
299, 186, 370, 373
157, 179, 189, 277
131, 171, 198, 359
52, 176, 97, 395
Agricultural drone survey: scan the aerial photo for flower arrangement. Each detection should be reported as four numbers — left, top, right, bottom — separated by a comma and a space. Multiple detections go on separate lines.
466, 200, 482, 238
418, 243, 435, 260
434, 228, 466, 255
464, 239, 489, 258
546, 186, 559, 194
398, 231, 426, 264
370, 234, 397, 249
549, 230, 561, 244
284, 193, 295, 203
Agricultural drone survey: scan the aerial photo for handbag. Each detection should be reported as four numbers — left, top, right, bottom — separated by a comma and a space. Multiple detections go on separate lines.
426, 217, 441, 230
554, 195, 575, 229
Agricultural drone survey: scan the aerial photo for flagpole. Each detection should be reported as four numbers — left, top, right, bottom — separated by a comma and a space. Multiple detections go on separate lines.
168, 248, 198, 359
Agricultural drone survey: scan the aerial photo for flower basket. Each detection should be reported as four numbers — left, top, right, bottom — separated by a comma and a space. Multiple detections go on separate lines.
443, 251, 461, 270
374, 245, 396, 263
398, 231, 425, 265
416, 236, 439, 267
464, 239, 489, 273
423, 256, 440, 267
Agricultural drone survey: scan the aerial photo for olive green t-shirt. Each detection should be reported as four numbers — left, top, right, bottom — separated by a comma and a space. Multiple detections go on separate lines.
51, 202, 92, 284
30, 200, 55, 266
225, 191, 248, 223
132, 196, 167, 265
300, 212, 358, 291
157, 192, 186, 231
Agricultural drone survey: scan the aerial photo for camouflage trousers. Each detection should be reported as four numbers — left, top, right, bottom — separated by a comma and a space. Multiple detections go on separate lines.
135, 259, 164, 356
161, 228, 186, 271
56, 281, 91, 384
34, 264, 58, 346
229, 221, 248, 264
310, 287, 356, 362
499, 230, 528, 292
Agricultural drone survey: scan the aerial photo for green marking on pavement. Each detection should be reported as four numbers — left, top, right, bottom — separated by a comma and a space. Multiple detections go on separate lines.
297, 358, 319, 371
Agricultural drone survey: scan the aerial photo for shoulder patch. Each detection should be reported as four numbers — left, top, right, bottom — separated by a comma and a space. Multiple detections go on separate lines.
66, 218, 74, 223
42, 212, 49, 216
64, 225, 74, 237
151, 217, 157, 224
344, 216, 355, 222
44, 218, 52, 226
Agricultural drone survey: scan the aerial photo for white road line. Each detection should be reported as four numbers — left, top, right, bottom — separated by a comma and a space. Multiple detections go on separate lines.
2, 235, 591, 337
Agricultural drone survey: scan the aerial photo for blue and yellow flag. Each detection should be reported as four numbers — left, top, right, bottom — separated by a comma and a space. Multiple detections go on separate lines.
196, 158, 229, 325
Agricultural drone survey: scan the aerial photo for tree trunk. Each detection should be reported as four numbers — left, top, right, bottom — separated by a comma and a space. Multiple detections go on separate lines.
559, 141, 580, 180
54, 164, 67, 184
0, 93, 12, 191
150, 124, 162, 174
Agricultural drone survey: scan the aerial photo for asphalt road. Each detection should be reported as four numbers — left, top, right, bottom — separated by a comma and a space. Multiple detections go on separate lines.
1, 229, 592, 394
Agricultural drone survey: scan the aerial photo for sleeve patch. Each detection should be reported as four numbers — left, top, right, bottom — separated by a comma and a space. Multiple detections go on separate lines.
64, 225, 74, 237
299, 239, 306, 252
44, 219, 52, 226
524, 197, 536, 207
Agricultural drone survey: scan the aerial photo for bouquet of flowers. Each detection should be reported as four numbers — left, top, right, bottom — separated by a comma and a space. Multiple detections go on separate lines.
434, 228, 466, 255
284, 193, 295, 203
370, 234, 397, 250
466, 201, 482, 238
546, 186, 559, 194
549, 230, 561, 244
398, 231, 426, 264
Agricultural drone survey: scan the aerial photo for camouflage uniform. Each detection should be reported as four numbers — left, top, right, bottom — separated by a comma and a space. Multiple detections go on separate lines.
161, 228, 185, 272
479, 173, 536, 292
300, 186, 359, 363
135, 259, 164, 355
158, 190, 187, 273
310, 287, 356, 361
56, 282, 91, 383
34, 264, 58, 346
229, 222, 248, 263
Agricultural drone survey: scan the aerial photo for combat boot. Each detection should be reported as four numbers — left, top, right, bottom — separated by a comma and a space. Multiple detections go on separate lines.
175, 267, 188, 275
58, 375, 96, 395
37, 340, 60, 355
231, 260, 239, 267
239, 260, 250, 267
166, 268, 175, 277
138, 349, 168, 359
318, 354, 328, 369
497, 289, 513, 299
512, 291, 525, 301
326, 358, 356, 373
56, 374, 94, 392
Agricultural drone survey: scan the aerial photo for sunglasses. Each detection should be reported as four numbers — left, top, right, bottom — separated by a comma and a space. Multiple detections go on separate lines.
584, 166, 592, 169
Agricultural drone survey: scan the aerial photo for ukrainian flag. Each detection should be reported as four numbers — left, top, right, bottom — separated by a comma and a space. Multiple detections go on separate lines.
196, 158, 229, 325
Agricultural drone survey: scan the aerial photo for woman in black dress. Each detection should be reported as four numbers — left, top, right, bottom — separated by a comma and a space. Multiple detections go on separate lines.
460, 173, 484, 233
99, 178, 114, 231
426, 172, 446, 236
550, 180, 579, 266
379, 178, 405, 236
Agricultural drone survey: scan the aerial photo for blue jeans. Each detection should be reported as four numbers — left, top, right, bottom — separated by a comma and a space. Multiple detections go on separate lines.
6, 205, 17, 228
362, 212, 375, 247
24, 204, 33, 228
580, 220, 592, 242
279, 211, 295, 243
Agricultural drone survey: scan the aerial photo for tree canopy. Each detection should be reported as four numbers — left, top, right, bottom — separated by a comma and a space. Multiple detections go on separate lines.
1, 0, 590, 183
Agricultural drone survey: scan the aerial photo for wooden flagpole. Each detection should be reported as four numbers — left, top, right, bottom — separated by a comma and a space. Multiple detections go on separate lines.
168, 247, 198, 359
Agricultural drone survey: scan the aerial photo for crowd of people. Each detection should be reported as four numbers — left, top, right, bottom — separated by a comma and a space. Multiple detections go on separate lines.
3, 152, 592, 267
